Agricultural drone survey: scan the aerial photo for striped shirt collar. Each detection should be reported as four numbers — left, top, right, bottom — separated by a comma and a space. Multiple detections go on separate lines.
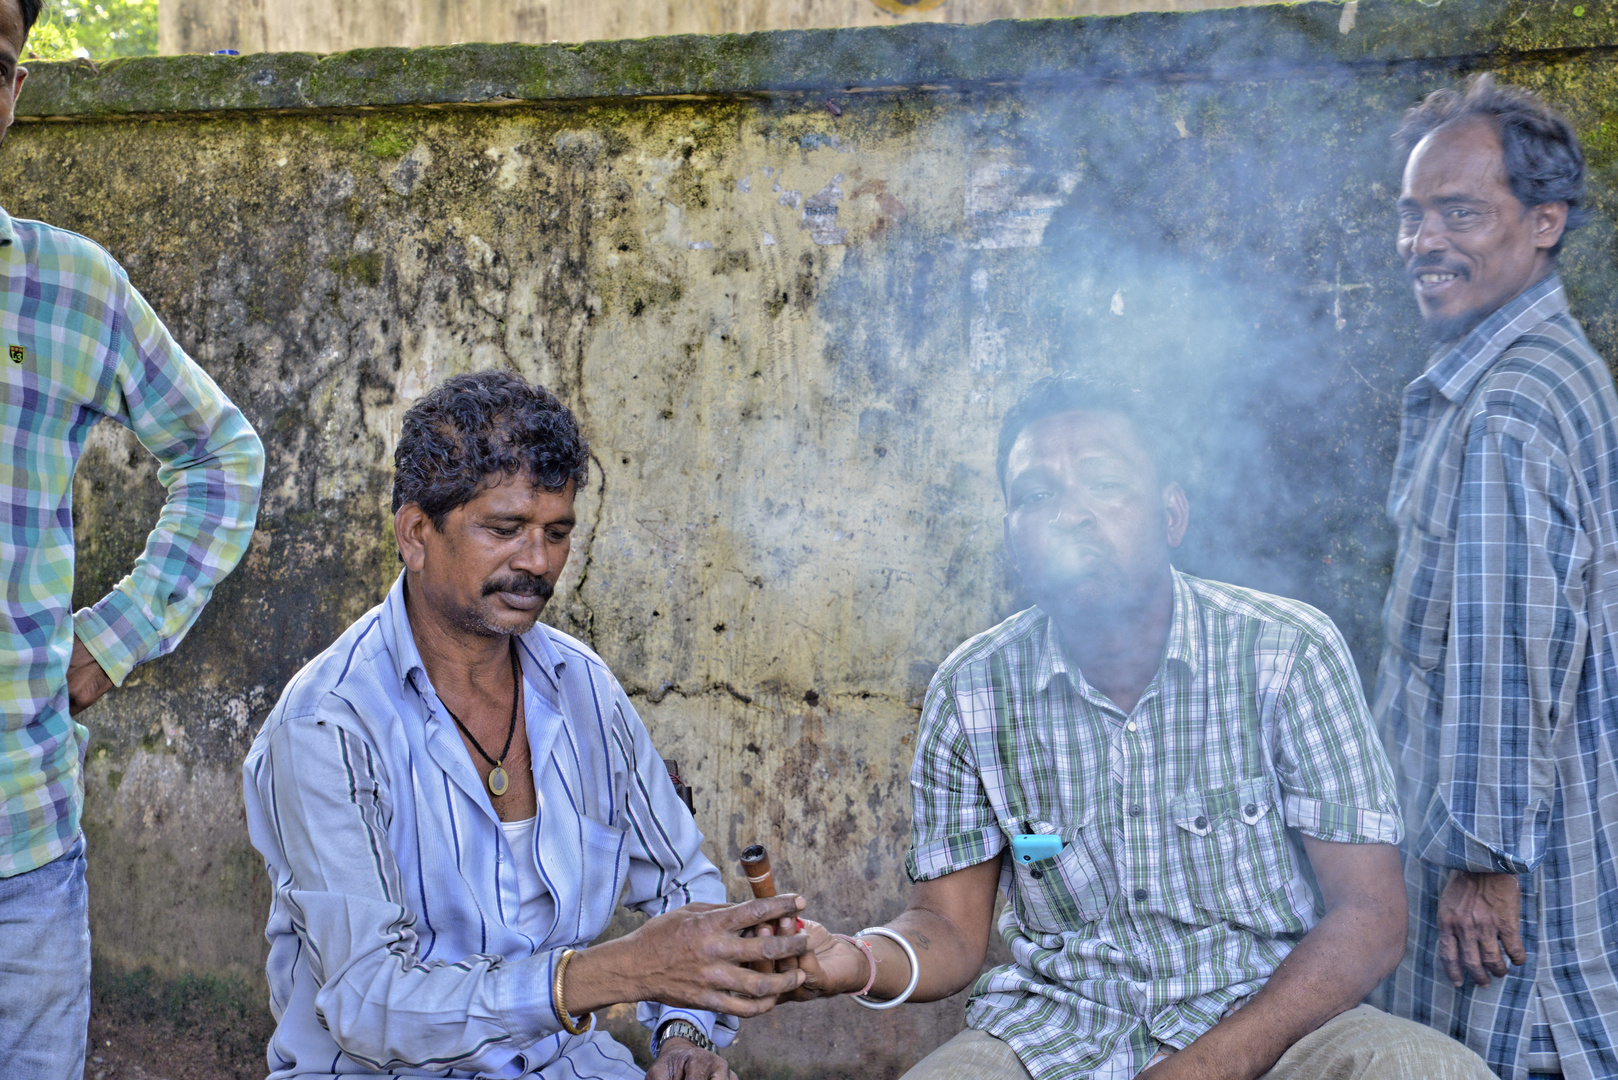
1413, 273, 1569, 406
381, 572, 568, 700
1034, 567, 1201, 695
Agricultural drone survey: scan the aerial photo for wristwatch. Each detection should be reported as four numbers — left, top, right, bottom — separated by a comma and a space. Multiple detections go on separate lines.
653, 1018, 716, 1057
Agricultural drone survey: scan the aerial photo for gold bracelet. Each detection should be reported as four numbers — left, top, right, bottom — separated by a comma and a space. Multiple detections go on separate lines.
552, 948, 593, 1036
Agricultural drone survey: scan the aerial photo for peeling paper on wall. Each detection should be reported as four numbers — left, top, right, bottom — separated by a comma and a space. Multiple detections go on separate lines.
801, 175, 846, 245
966, 148, 1078, 250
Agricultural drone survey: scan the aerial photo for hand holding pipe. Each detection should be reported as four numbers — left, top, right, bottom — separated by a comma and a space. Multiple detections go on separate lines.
740, 844, 794, 974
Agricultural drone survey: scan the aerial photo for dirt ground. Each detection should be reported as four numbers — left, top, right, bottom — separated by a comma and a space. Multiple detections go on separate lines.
81, 966, 275, 1080
83, 1022, 252, 1080
79, 979, 656, 1080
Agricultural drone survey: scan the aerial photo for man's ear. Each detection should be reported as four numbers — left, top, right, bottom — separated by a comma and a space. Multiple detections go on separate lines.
1531, 200, 1569, 253
13, 63, 26, 102
394, 504, 431, 573
1163, 483, 1190, 549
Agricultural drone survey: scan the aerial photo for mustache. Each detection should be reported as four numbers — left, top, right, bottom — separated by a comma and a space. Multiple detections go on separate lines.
481, 574, 554, 599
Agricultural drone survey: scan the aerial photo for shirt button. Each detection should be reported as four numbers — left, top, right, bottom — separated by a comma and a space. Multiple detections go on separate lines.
1133, 887, 1148, 902
1030, 868, 1044, 880
1244, 803, 1258, 817
1194, 815, 1208, 830
1129, 804, 1143, 817
1126, 721, 1138, 732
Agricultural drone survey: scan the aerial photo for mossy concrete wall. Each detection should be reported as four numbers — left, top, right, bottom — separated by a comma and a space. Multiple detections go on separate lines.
158, 0, 1277, 56
9, 1, 1618, 1076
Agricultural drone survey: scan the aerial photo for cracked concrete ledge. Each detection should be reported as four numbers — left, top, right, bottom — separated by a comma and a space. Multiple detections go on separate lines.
15, 0, 1618, 120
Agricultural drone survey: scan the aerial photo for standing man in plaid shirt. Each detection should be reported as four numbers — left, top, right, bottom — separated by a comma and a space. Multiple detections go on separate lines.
777, 374, 1487, 1079
1375, 77, 1618, 1080
0, 2, 266, 1077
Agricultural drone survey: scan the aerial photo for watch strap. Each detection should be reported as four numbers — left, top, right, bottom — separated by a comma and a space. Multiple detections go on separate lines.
654, 1018, 716, 1057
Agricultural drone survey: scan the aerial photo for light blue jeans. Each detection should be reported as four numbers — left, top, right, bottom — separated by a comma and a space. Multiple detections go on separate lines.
0, 836, 90, 1080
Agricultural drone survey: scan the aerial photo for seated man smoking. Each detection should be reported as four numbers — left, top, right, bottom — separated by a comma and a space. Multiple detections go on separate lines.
777, 374, 1490, 1080
243, 371, 808, 1080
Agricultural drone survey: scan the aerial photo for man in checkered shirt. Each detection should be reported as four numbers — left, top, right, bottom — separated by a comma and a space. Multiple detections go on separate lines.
781, 374, 1487, 1080
1375, 77, 1618, 1080
0, 2, 265, 1077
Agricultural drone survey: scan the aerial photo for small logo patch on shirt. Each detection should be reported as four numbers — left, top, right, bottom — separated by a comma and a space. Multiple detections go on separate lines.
7, 345, 23, 364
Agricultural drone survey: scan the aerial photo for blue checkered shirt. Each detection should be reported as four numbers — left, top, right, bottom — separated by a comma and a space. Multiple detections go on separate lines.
1374, 274, 1618, 1080
0, 206, 264, 877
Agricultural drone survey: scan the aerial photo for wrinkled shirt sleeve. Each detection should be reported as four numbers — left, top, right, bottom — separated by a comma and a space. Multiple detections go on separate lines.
71, 271, 264, 685
1272, 623, 1404, 846
1416, 418, 1584, 875
613, 688, 739, 1048
906, 680, 1003, 883
244, 703, 566, 1075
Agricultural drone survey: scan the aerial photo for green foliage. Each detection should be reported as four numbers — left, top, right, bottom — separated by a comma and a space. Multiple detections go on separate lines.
26, 0, 158, 61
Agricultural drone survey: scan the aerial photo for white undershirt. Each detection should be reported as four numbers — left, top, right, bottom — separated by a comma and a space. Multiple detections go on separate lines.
499, 816, 546, 930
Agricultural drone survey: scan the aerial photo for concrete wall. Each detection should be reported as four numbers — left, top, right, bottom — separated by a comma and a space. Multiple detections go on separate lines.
11, 1, 1618, 1076
159, 0, 1278, 55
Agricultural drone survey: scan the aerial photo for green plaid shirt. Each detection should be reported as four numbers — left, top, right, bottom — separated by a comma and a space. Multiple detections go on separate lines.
0, 206, 264, 877
906, 571, 1402, 1079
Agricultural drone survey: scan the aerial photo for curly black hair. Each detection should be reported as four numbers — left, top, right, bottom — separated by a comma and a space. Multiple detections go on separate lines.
996, 371, 1176, 494
391, 369, 589, 529
1395, 74, 1588, 256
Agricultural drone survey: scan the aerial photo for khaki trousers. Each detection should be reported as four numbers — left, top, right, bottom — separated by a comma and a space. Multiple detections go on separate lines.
899, 1005, 1493, 1080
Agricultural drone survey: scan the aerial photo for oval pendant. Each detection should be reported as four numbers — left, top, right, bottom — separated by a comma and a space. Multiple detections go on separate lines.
487, 766, 509, 797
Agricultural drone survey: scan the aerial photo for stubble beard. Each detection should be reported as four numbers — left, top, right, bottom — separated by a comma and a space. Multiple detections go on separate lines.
444, 600, 542, 639
447, 573, 554, 638
1419, 307, 1491, 349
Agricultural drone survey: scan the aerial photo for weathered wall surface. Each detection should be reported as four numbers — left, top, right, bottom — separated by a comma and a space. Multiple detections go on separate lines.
160, 0, 1277, 55
8, 2, 1618, 1076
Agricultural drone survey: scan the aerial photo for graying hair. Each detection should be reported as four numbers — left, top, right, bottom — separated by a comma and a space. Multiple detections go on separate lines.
1394, 74, 1588, 255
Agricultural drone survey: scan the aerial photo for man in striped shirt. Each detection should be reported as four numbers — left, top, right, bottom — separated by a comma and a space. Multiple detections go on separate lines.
1375, 77, 1618, 1080
243, 371, 809, 1080
0, 0, 267, 1076
780, 374, 1488, 1079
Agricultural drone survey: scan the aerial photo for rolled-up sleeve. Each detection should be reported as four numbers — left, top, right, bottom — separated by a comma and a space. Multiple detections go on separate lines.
72, 271, 264, 684
244, 703, 563, 1074
905, 679, 1004, 883
1273, 623, 1404, 847
1415, 418, 1583, 875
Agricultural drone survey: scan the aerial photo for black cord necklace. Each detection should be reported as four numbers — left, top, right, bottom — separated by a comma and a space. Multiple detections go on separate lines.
442, 639, 521, 797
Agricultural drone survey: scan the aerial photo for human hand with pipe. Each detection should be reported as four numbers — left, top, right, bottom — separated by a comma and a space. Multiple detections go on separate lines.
560, 895, 811, 1020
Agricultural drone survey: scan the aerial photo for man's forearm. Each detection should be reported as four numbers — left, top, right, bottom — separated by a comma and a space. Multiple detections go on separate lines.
858, 904, 989, 1003
789, 857, 999, 1004
1145, 893, 1403, 1080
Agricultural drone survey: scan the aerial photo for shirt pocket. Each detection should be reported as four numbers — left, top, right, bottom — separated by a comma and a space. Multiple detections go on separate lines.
1171, 778, 1288, 921
575, 815, 629, 935
1006, 818, 1111, 938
